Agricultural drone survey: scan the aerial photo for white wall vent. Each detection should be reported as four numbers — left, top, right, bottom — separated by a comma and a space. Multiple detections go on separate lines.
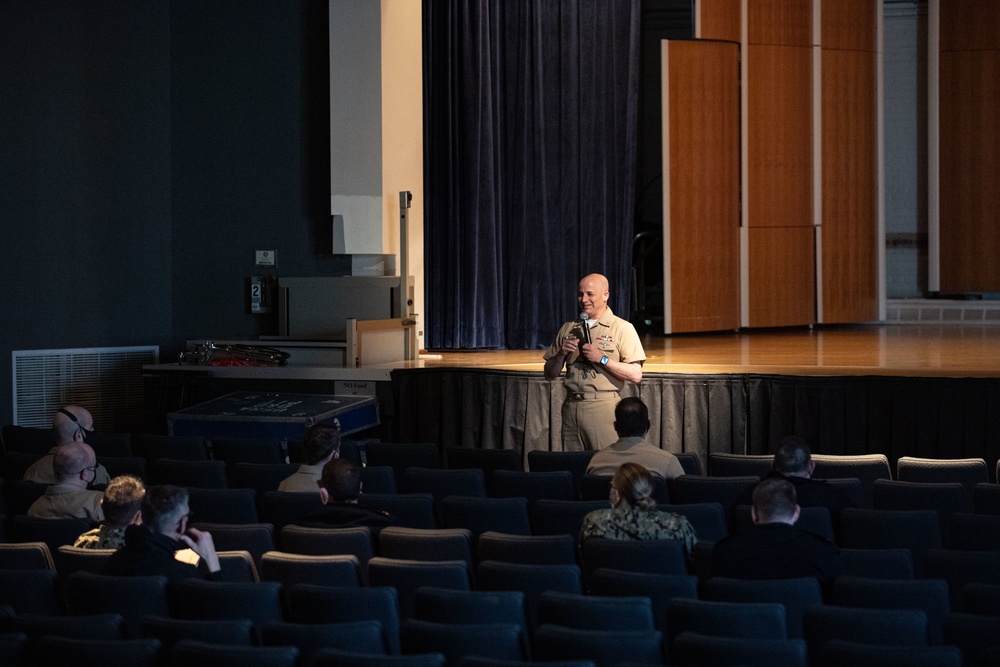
886, 299, 1000, 325
12, 346, 159, 432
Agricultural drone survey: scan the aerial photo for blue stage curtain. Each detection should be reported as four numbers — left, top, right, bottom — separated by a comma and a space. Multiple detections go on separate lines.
423, 0, 641, 350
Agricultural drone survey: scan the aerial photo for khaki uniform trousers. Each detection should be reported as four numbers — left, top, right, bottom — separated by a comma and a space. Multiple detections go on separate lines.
560, 391, 620, 451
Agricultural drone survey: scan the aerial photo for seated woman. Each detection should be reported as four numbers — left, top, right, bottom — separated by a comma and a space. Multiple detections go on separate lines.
579, 462, 697, 554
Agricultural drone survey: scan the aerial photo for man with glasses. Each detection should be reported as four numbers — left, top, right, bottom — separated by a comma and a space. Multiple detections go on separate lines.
104, 485, 221, 580
23, 405, 111, 487
27, 442, 105, 521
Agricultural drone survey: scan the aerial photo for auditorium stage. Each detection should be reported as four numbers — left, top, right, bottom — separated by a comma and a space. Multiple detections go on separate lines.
390, 324, 1000, 468
146, 324, 1000, 468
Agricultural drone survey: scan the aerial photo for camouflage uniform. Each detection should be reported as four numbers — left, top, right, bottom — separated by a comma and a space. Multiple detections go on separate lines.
73, 524, 127, 549
580, 506, 698, 554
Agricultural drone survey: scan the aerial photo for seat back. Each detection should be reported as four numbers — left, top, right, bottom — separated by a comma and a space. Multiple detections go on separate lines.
34, 636, 161, 667
232, 462, 299, 495
439, 496, 531, 538
529, 499, 608, 537
359, 493, 437, 529
0, 541, 54, 570
210, 437, 285, 468
537, 590, 655, 631
365, 443, 441, 477
191, 522, 275, 571
1, 425, 53, 455
709, 453, 773, 478
360, 466, 398, 494
258, 491, 324, 531
531, 625, 663, 667
839, 508, 942, 576
489, 470, 576, 502
839, 547, 915, 579
150, 459, 228, 489
285, 584, 401, 653
401, 468, 487, 500
446, 447, 523, 474
476, 560, 582, 631
477, 531, 577, 565
812, 454, 891, 508
379, 527, 474, 570
279, 524, 374, 569
367, 557, 471, 618
132, 434, 208, 462
702, 576, 823, 638
12, 516, 92, 557
412, 587, 528, 634
65, 571, 169, 639
670, 475, 759, 525
170, 579, 285, 626
670, 631, 807, 667
658, 502, 729, 542
580, 474, 668, 503
579, 538, 687, 585
829, 575, 951, 644
665, 597, 787, 641
55, 545, 116, 577
896, 456, 988, 493
186, 488, 259, 524
260, 551, 363, 588
401, 619, 526, 665
802, 604, 929, 656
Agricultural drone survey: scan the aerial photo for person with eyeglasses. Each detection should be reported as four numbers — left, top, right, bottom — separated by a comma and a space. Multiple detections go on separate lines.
26, 442, 105, 522
23, 405, 111, 487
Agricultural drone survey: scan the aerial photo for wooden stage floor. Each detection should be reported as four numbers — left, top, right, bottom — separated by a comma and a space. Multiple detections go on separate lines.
403, 324, 1000, 378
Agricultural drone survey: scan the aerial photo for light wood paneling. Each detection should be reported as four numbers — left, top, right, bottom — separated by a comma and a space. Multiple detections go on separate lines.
940, 0, 1000, 52
698, 0, 741, 42
821, 0, 876, 52
747, 44, 812, 228
664, 40, 741, 333
748, 226, 815, 327
939, 49, 1000, 292
821, 50, 878, 322
748, 0, 811, 46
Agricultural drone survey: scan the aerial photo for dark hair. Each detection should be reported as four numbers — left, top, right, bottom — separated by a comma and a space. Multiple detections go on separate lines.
303, 422, 341, 465
102, 475, 145, 528
752, 477, 797, 522
614, 397, 650, 438
320, 459, 361, 502
141, 485, 189, 533
612, 462, 657, 510
773, 436, 811, 475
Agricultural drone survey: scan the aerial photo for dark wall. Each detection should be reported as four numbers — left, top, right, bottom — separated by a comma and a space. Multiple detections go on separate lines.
0, 0, 335, 428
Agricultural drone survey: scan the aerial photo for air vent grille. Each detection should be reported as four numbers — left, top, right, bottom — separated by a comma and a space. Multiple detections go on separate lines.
13, 346, 158, 432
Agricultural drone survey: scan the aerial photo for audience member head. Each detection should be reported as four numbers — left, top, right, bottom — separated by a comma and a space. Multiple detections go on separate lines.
302, 422, 341, 465
610, 462, 657, 510
101, 475, 146, 529
141, 485, 191, 540
614, 397, 651, 438
53, 405, 94, 446
751, 477, 800, 525
53, 442, 98, 487
318, 458, 362, 504
772, 435, 814, 478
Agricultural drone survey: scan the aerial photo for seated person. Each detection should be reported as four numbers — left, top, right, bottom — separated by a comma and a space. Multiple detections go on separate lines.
74, 475, 146, 549
27, 443, 105, 522
734, 435, 856, 516
103, 485, 220, 580
580, 462, 697, 554
586, 397, 685, 480
278, 421, 341, 492
293, 459, 395, 530
711, 477, 843, 583
24, 406, 111, 487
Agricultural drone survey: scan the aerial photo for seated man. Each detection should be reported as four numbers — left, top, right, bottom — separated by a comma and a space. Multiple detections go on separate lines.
103, 485, 220, 580
734, 435, 856, 516
27, 442, 105, 522
74, 475, 146, 549
711, 477, 843, 583
586, 397, 685, 480
278, 422, 341, 492
293, 458, 395, 530
24, 405, 111, 487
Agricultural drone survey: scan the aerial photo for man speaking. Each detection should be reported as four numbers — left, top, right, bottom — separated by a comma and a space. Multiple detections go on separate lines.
543, 273, 645, 451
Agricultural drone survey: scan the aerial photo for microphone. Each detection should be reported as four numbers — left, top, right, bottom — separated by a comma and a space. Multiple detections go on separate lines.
578, 312, 592, 346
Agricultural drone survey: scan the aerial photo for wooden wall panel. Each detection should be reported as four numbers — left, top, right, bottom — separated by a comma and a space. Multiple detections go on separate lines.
748, 0, 811, 46
664, 40, 741, 333
821, 0, 876, 52
748, 227, 815, 327
698, 0, 741, 42
939, 49, 1000, 292
822, 49, 878, 322
940, 0, 1000, 52
747, 44, 812, 227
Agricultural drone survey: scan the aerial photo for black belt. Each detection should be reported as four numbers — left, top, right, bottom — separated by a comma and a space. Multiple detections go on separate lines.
567, 391, 619, 401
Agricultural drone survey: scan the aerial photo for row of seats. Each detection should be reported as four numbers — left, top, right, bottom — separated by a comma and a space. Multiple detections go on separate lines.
0, 565, 998, 667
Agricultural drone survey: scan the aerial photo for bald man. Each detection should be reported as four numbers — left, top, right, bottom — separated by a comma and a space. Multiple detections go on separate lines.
543, 273, 645, 451
27, 442, 105, 522
23, 406, 111, 486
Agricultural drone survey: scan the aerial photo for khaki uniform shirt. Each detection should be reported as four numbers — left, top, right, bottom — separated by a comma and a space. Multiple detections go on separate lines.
277, 464, 324, 493
27, 482, 104, 522
23, 448, 111, 486
587, 437, 687, 480
543, 307, 645, 392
